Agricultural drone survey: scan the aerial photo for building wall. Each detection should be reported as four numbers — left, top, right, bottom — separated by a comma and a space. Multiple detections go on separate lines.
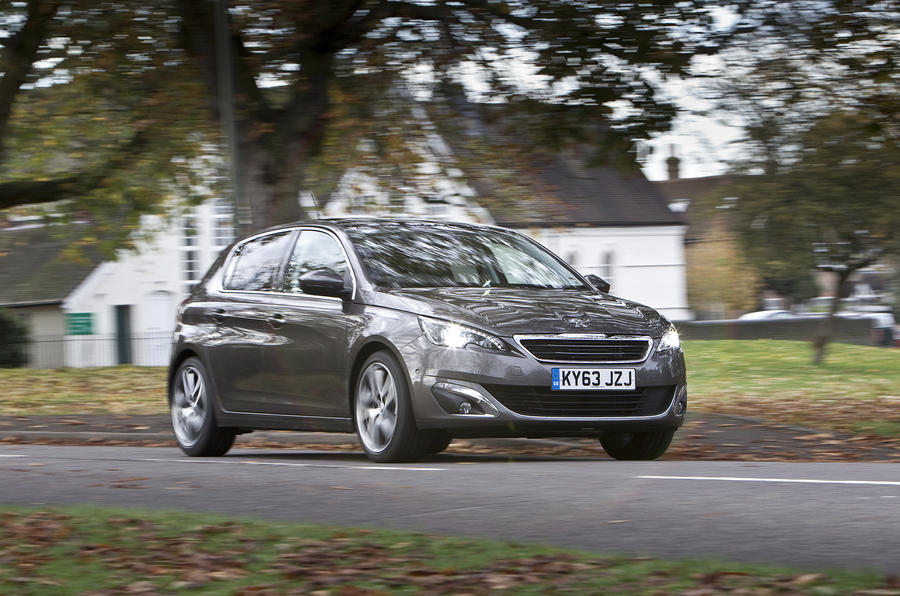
525, 225, 691, 321
62, 200, 233, 367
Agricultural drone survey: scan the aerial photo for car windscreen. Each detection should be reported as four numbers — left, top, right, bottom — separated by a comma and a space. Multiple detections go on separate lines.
345, 224, 587, 290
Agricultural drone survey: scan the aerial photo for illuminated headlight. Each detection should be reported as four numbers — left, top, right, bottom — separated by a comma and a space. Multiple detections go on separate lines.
658, 325, 681, 352
418, 317, 509, 352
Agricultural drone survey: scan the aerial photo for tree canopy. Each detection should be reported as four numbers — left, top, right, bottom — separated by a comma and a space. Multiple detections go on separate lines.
0, 1, 897, 242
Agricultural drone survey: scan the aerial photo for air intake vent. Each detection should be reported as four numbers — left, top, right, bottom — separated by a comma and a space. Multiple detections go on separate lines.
484, 385, 674, 418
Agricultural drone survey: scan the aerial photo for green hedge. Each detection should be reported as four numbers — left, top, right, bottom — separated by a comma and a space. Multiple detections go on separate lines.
0, 308, 27, 368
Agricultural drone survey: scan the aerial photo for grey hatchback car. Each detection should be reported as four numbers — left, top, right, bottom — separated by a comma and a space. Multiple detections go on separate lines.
169, 219, 687, 462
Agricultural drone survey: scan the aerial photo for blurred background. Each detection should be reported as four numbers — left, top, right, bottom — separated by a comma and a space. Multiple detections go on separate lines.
0, 0, 897, 368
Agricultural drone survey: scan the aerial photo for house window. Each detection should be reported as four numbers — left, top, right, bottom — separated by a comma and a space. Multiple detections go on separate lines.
182, 210, 199, 292
183, 250, 199, 281
213, 198, 235, 249
600, 251, 615, 286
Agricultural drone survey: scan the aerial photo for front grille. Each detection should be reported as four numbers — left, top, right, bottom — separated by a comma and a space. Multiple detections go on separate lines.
483, 385, 675, 418
517, 337, 651, 363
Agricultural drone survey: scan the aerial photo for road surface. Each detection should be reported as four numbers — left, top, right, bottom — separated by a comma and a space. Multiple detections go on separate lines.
1, 444, 898, 572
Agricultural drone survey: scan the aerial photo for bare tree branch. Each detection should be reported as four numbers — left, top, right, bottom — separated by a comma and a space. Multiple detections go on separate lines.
0, 130, 148, 210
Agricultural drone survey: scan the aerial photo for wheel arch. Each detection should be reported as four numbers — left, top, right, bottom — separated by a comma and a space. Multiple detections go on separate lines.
348, 338, 411, 423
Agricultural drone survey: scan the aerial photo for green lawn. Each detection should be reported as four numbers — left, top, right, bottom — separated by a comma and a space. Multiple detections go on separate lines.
0, 340, 898, 436
0, 506, 891, 595
685, 340, 900, 436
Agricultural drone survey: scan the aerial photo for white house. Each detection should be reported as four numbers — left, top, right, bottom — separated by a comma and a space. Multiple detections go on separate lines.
320, 139, 691, 321
0, 199, 233, 367
3, 131, 689, 369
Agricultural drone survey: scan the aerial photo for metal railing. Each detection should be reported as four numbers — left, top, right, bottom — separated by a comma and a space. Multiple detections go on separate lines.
23, 332, 173, 369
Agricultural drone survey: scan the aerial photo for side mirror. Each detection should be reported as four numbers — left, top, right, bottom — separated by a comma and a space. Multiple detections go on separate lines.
299, 268, 351, 298
584, 274, 611, 294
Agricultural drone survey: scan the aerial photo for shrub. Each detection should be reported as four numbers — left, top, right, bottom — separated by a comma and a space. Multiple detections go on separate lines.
0, 308, 28, 367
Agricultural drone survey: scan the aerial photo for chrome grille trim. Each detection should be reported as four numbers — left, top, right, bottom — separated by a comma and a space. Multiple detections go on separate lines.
513, 334, 653, 364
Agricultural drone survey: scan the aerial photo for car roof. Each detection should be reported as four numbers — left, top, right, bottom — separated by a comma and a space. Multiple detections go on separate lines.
263, 217, 506, 235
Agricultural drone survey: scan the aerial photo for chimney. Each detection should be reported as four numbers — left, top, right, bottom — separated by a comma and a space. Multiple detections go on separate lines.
666, 145, 680, 180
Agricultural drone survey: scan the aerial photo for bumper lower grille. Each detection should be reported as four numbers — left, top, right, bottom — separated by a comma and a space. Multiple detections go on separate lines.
483, 385, 675, 418
517, 338, 651, 363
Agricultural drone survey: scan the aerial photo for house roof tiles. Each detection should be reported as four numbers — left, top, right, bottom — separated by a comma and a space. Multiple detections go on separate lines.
482, 158, 684, 228
0, 225, 102, 307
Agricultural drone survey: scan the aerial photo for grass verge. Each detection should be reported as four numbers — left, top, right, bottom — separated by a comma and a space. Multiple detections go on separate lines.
0, 505, 894, 595
0, 341, 898, 439
0, 366, 167, 416
686, 340, 900, 436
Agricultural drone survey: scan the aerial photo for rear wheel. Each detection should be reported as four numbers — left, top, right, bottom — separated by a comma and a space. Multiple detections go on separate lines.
599, 429, 675, 461
354, 351, 427, 463
170, 357, 236, 457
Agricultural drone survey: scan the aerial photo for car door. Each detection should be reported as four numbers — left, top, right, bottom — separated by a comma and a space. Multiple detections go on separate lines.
259, 228, 360, 417
204, 230, 297, 414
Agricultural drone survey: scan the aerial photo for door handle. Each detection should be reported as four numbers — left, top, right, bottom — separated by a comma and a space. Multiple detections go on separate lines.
211, 308, 225, 323
268, 313, 286, 328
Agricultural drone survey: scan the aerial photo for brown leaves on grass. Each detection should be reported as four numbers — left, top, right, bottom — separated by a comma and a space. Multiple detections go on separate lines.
1, 510, 898, 594
685, 398, 900, 460
0, 367, 167, 416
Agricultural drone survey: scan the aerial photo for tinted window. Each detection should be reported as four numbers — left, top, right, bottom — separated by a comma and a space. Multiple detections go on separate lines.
284, 230, 350, 294
224, 232, 293, 291
344, 224, 585, 290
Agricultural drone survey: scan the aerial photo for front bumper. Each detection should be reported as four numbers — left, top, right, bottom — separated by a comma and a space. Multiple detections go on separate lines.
400, 335, 687, 438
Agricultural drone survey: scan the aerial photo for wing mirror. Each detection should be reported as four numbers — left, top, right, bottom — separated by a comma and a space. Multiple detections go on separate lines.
299, 268, 351, 298
584, 274, 611, 294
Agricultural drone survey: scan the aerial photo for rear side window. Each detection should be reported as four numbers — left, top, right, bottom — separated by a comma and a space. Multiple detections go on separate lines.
224, 232, 294, 291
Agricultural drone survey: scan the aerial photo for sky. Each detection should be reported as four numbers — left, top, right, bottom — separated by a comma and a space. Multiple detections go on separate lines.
641, 111, 744, 181
640, 7, 745, 181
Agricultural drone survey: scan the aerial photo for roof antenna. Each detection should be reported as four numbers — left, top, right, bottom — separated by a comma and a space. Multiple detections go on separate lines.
300, 191, 321, 219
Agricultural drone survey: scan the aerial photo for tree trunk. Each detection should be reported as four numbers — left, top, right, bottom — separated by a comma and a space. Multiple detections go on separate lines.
177, 0, 333, 233
813, 271, 850, 365
0, 1, 61, 163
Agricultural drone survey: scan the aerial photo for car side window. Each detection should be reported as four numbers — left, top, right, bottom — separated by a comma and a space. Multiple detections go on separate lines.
284, 230, 350, 294
224, 232, 294, 291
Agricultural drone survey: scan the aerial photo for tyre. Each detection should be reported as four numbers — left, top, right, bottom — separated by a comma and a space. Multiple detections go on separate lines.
354, 351, 428, 463
599, 429, 675, 461
422, 431, 453, 455
170, 357, 236, 457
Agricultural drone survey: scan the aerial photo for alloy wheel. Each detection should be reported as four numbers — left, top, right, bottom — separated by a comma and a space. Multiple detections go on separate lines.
356, 362, 398, 453
171, 365, 207, 448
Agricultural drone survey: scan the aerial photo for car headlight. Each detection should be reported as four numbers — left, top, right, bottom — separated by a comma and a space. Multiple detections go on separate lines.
658, 325, 681, 352
418, 317, 509, 352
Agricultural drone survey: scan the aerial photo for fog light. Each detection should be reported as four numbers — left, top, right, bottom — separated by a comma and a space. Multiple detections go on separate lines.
674, 388, 688, 416
431, 383, 499, 417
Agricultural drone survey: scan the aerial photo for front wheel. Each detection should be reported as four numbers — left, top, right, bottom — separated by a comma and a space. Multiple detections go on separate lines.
599, 429, 675, 461
422, 431, 453, 455
170, 357, 236, 457
354, 351, 428, 463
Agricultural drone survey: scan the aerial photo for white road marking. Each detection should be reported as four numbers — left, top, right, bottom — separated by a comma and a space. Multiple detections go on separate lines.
0, 454, 27, 458
140, 458, 444, 472
637, 475, 900, 487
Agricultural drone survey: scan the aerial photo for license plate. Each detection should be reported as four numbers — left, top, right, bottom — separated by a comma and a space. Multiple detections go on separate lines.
551, 368, 636, 391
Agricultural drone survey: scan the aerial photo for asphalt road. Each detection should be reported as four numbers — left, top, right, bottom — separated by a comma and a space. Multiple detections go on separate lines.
2, 444, 898, 573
